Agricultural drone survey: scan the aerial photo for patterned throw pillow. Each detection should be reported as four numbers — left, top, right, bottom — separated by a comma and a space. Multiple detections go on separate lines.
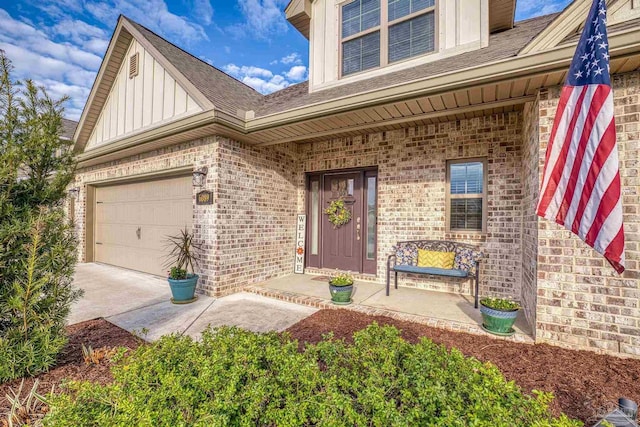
453, 246, 480, 273
417, 249, 455, 269
395, 242, 418, 266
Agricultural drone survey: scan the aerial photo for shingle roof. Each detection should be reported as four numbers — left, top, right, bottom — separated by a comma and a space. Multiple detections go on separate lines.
125, 18, 264, 116
255, 13, 558, 117
61, 118, 77, 140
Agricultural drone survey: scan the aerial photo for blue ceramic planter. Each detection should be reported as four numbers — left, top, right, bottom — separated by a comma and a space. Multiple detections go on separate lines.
480, 303, 519, 336
168, 274, 198, 304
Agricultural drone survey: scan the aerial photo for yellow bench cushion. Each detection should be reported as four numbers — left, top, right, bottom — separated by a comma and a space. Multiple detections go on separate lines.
417, 249, 455, 269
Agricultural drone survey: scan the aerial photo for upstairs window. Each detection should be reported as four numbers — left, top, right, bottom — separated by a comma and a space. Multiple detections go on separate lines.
342, 0, 382, 76
446, 159, 487, 233
341, 0, 436, 77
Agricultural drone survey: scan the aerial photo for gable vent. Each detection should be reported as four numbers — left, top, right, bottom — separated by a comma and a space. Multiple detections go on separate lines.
129, 52, 139, 79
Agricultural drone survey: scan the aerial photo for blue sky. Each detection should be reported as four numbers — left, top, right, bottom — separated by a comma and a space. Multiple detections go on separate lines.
0, 0, 571, 121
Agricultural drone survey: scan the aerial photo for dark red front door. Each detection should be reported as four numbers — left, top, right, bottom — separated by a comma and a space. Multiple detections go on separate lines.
322, 172, 363, 272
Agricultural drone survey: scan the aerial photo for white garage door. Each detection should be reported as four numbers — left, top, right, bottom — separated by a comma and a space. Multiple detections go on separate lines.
94, 175, 193, 276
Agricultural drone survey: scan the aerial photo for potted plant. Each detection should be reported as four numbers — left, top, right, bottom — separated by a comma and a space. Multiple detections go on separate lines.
479, 297, 520, 336
329, 272, 354, 305
164, 228, 202, 304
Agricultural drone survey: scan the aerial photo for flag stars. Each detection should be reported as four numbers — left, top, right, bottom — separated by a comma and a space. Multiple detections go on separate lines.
594, 67, 604, 76
574, 70, 584, 79
599, 42, 608, 49
581, 53, 590, 62
595, 32, 603, 40
599, 7, 606, 15
603, 52, 610, 60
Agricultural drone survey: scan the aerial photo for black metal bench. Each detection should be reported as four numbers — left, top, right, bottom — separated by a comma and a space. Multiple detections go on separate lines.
386, 240, 482, 308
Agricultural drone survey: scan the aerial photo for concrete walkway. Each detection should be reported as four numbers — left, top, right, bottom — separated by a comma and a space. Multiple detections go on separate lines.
70, 263, 317, 341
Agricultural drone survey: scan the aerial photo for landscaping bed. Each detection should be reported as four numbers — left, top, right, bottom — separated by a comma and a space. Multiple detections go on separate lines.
2, 312, 639, 426
0, 319, 140, 423
286, 309, 640, 424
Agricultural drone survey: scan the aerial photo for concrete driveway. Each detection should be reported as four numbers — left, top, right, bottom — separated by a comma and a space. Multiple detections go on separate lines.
70, 263, 317, 340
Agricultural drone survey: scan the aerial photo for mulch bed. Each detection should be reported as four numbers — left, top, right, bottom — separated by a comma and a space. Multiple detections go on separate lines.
0, 319, 140, 421
3, 312, 639, 425
286, 309, 640, 424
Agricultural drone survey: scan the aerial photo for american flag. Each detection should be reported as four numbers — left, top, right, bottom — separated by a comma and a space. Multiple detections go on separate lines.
537, 0, 625, 273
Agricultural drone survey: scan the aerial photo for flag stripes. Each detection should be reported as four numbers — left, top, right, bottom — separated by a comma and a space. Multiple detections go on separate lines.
536, 0, 625, 274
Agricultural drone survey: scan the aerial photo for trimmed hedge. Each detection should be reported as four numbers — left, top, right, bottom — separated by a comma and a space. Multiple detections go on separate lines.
44, 324, 582, 426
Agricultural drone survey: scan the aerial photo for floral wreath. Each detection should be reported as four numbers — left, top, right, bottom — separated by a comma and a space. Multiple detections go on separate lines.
324, 199, 352, 228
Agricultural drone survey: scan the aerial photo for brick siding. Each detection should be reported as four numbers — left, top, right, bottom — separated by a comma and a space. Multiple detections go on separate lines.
533, 71, 640, 357
521, 98, 540, 330
297, 112, 524, 300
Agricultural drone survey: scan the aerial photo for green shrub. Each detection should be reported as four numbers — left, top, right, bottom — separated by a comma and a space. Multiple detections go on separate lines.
0, 50, 81, 382
480, 297, 521, 311
328, 272, 354, 286
44, 324, 582, 426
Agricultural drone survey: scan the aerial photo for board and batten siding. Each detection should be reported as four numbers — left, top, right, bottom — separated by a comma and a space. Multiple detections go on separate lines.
309, 0, 488, 92
85, 39, 202, 150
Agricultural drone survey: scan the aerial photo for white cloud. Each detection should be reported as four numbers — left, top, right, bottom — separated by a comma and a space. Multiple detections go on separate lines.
190, 0, 214, 25
0, 9, 102, 121
51, 19, 107, 43
284, 65, 306, 82
227, 0, 289, 39
83, 38, 109, 55
224, 64, 274, 79
0, 10, 102, 71
223, 62, 307, 94
85, 0, 209, 45
280, 52, 302, 65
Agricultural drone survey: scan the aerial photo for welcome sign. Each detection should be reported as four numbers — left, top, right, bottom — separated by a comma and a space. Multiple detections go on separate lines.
294, 214, 306, 274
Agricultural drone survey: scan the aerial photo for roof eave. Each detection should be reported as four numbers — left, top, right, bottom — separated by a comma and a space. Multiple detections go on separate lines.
285, 0, 311, 39
489, 0, 516, 32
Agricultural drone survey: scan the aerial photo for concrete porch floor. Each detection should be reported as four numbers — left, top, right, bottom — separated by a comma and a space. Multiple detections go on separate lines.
250, 274, 533, 341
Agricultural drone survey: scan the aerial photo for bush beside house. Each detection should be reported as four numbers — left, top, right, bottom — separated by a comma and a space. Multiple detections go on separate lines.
0, 51, 82, 381
44, 324, 580, 426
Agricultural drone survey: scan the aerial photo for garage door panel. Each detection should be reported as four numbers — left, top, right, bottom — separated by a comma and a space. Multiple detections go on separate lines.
94, 175, 193, 276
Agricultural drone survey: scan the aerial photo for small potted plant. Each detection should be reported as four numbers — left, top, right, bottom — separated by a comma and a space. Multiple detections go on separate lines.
164, 228, 201, 304
479, 297, 521, 336
328, 272, 354, 305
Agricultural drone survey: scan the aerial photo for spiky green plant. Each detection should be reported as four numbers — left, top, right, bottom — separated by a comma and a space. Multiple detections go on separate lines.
0, 50, 81, 382
163, 227, 202, 279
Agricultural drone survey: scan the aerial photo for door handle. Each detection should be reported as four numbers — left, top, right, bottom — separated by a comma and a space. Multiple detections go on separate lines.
136, 227, 141, 239
356, 217, 361, 240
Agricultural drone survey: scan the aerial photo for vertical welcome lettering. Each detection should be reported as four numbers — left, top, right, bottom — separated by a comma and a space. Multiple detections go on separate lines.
294, 214, 306, 274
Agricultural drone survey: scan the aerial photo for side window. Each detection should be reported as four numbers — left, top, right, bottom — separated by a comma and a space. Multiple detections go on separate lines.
446, 159, 487, 233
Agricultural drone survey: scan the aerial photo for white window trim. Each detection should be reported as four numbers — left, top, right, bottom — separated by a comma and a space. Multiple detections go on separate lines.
445, 157, 488, 234
339, 0, 438, 78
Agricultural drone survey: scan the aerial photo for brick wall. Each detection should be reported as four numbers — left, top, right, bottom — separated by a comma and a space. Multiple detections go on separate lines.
212, 137, 300, 296
534, 71, 640, 357
297, 112, 524, 299
521, 98, 540, 330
